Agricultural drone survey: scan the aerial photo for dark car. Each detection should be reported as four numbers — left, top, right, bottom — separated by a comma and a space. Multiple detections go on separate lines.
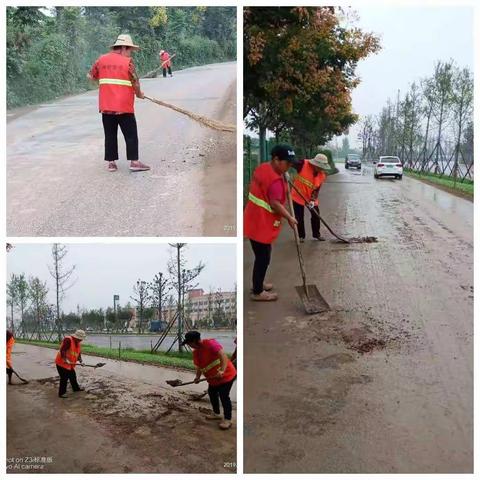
345, 153, 361, 170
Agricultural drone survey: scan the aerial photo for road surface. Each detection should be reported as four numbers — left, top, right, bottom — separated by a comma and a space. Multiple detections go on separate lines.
244, 164, 473, 473
7, 62, 236, 237
7, 344, 236, 473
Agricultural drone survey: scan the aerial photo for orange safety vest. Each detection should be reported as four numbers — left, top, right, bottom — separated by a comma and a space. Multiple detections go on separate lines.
96, 52, 135, 114
160, 51, 171, 68
244, 162, 286, 244
292, 161, 326, 206
193, 339, 236, 387
7, 337, 15, 369
55, 336, 81, 371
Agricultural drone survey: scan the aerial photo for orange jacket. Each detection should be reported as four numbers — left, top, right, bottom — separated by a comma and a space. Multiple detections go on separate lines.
7, 337, 15, 369
160, 51, 171, 68
292, 160, 326, 206
193, 339, 236, 387
55, 336, 81, 371
95, 52, 135, 114
244, 163, 286, 244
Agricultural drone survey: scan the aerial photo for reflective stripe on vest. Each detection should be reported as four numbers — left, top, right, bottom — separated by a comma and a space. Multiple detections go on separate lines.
200, 358, 221, 374
99, 78, 132, 87
248, 192, 273, 213
296, 174, 315, 189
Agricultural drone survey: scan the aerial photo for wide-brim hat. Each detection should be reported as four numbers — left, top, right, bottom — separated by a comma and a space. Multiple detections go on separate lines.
110, 34, 140, 50
309, 153, 330, 171
72, 329, 86, 341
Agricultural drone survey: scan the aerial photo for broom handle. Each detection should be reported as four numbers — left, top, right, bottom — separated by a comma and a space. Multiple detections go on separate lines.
285, 173, 309, 297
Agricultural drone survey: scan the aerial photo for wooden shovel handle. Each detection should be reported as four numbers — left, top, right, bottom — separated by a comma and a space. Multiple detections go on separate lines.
284, 173, 309, 296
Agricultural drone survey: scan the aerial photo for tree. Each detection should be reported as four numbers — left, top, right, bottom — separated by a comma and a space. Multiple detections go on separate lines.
28, 276, 49, 338
130, 280, 150, 334
49, 244, 76, 341
451, 67, 473, 181
244, 7, 380, 159
148, 272, 170, 324
168, 243, 205, 352
15, 274, 29, 331
6, 274, 19, 332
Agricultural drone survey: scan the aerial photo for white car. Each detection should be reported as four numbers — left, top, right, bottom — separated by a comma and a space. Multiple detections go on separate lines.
374, 156, 403, 180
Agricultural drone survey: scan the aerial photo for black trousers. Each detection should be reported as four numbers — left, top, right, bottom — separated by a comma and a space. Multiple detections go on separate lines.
208, 377, 236, 420
250, 239, 272, 295
293, 201, 320, 239
6, 368, 13, 383
102, 113, 139, 161
56, 365, 81, 396
162, 66, 172, 77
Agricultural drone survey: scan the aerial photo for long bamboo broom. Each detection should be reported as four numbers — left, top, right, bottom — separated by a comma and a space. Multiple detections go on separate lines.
144, 95, 236, 133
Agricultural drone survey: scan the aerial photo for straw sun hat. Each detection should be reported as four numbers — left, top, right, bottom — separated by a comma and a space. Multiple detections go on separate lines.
110, 34, 140, 50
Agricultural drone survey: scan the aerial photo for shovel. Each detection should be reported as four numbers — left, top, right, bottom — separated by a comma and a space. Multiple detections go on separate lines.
78, 362, 106, 369
287, 179, 350, 244
11, 369, 29, 384
285, 172, 330, 315
166, 378, 208, 387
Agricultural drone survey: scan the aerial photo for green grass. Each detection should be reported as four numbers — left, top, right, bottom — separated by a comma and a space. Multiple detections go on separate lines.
17, 339, 195, 371
404, 169, 474, 197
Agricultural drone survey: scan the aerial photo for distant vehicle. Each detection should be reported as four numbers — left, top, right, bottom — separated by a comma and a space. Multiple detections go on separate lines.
374, 156, 403, 180
345, 153, 361, 170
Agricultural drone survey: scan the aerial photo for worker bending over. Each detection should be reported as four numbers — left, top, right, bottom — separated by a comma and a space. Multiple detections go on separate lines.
244, 144, 299, 301
55, 329, 86, 398
183, 331, 236, 430
291, 153, 330, 242
6, 330, 15, 385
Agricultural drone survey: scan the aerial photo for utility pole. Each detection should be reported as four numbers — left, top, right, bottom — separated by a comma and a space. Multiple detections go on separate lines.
113, 294, 119, 331
177, 245, 183, 352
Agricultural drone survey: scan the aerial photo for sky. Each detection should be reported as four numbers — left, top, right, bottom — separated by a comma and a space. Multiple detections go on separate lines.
7, 243, 236, 313
345, 5, 474, 147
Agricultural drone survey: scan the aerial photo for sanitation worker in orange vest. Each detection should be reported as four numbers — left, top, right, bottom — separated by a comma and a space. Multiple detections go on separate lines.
55, 329, 86, 398
88, 34, 150, 173
183, 331, 237, 430
244, 144, 299, 302
6, 330, 15, 385
291, 153, 330, 242
159, 50, 173, 78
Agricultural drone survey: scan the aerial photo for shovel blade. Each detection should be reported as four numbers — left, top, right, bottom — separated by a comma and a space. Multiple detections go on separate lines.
166, 379, 183, 387
295, 284, 330, 314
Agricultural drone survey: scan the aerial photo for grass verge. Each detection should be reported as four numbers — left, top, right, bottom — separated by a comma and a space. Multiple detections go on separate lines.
17, 339, 195, 371
404, 169, 473, 200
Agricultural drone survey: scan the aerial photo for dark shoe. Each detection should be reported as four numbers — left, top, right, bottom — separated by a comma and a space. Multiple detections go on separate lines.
313, 236, 326, 241
75, 387, 85, 392
299, 238, 305, 243
59, 394, 68, 398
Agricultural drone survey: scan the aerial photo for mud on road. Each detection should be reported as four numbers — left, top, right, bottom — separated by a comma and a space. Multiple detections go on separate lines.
244, 164, 473, 473
7, 348, 236, 473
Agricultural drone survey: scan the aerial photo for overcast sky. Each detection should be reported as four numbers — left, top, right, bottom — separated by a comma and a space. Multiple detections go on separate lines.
345, 5, 473, 147
7, 243, 236, 312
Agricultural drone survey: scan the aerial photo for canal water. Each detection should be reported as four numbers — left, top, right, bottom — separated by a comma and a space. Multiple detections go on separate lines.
84, 330, 237, 353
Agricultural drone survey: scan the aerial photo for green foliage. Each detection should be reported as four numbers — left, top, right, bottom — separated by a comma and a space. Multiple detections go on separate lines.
7, 6, 236, 108
244, 7, 380, 151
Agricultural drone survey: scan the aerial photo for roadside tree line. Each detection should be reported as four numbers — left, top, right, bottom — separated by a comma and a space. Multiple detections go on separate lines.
357, 60, 473, 181
7, 243, 235, 343
244, 6, 380, 161
7, 6, 236, 107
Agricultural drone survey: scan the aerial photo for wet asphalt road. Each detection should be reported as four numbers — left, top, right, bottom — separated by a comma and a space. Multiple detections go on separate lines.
7, 62, 236, 237
244, 163, 473, 473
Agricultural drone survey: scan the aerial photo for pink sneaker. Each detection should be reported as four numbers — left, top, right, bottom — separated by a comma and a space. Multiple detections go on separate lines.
129, 161, 150, 172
